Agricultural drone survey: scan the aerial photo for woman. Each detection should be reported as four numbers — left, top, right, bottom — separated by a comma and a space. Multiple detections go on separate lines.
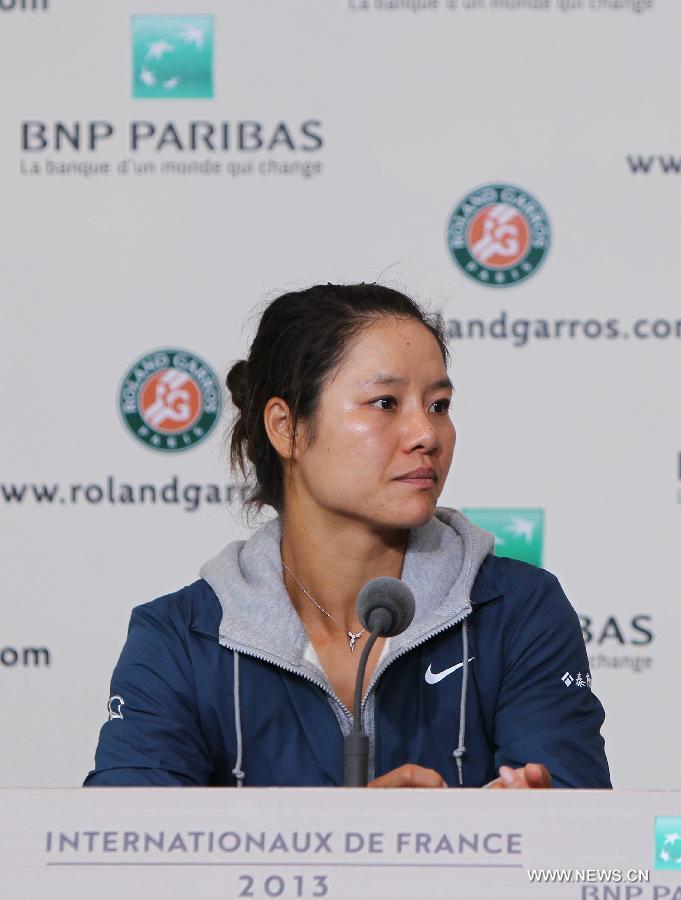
84, 283, 610, 790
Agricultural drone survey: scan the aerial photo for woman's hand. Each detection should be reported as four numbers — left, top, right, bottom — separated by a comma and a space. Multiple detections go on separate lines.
485, 763, 552, 789
368, 764, 448, 788
367, 762, 551, 789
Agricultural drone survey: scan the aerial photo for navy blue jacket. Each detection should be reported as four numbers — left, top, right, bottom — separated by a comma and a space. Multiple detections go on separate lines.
84, 556, 611, 789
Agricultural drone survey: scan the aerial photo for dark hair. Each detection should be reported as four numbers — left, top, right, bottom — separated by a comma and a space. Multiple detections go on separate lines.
226, 283, 449, 514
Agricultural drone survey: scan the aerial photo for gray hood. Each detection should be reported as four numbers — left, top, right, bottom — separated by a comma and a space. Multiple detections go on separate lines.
200, 506, 494, 683
200, 506, 494, 788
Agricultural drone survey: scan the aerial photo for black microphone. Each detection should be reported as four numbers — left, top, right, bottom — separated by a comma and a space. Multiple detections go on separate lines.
343, 577, 415, 787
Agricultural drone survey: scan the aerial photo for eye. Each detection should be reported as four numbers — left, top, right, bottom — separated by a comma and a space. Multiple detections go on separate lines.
430, 398, 451, 415
371, 396, 397, 410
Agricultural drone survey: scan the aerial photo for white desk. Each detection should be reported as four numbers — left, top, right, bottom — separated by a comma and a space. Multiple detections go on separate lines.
1, 788, 680, 899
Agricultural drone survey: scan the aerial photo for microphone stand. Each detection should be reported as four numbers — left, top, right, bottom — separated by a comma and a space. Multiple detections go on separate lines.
343, 608, 391, 787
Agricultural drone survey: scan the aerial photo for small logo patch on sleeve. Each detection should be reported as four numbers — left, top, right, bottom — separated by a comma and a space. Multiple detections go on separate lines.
107, 695, 125, 721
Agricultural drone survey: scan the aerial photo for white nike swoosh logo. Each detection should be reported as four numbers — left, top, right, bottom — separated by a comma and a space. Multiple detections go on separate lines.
425, 657, 475, 685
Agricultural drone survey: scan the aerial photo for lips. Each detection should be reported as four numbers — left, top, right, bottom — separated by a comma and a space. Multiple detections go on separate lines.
396, 467, 437, 481
395, 467, 437, 490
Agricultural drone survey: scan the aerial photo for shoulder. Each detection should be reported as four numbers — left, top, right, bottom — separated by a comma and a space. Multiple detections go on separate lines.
469, 556, 587, 676
128, 578, 222, 641
471, 555, 574, 627
473, 554, 560, 598
480, 553, 560, 587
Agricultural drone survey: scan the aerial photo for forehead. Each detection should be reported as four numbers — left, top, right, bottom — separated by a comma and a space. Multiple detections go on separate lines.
334, 317, 448, 385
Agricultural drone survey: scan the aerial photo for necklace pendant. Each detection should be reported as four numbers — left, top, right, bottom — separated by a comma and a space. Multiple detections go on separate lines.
348, 631, 363, 652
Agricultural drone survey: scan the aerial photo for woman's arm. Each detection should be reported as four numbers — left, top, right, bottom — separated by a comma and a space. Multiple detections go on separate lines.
492, 568, 611, 789
83, 598, 213, 786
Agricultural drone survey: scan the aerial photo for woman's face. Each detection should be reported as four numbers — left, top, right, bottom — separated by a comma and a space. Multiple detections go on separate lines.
293, 316, 456, 530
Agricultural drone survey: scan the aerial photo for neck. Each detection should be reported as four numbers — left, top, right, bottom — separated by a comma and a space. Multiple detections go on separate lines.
279, 497, 409, 634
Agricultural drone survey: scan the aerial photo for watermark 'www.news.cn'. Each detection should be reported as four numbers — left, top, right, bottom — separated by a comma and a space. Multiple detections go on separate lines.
527, 868, 649, 884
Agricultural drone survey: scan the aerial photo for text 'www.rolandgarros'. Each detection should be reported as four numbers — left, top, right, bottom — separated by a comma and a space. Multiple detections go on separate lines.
0, 477, 247, 512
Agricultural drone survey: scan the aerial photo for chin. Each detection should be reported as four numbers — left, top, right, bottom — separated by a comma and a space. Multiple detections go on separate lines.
378, 497, 437, 531
405, 507, 437, 529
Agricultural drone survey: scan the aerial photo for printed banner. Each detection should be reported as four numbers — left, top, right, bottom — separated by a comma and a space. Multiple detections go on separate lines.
1, 0, 679, 790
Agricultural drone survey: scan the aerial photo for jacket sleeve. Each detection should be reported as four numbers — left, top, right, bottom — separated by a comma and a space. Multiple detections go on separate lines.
83, 599, 214, 786
493, 569, 611, 788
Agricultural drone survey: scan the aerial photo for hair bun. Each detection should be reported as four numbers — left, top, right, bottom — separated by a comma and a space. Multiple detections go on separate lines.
226, 359, 250, 412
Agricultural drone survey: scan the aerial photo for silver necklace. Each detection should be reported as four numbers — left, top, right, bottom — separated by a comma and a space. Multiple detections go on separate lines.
281, 560, 365, 652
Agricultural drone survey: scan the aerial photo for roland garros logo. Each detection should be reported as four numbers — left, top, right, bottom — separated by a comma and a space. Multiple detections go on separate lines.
446, 183, 550, 287
118, 349, 222, 452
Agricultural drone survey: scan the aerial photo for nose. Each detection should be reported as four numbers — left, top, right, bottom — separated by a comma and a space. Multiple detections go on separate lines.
402, 406, 440, 455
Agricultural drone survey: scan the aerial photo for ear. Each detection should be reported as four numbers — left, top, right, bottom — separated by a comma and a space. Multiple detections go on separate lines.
263, 397, 298, 460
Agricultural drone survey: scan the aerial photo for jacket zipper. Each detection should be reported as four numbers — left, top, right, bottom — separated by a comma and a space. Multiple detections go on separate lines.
213, 604, 473, 724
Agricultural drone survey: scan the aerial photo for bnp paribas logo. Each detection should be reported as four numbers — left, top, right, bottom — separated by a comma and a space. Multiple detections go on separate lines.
446, 183, 550, 287
655, 818, 681, 870
131, 16, 214, 99
118, 349, 222, 452
462, 508, 544, 567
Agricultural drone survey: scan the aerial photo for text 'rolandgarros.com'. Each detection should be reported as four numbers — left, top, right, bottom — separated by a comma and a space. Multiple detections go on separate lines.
446, 313, 681, 348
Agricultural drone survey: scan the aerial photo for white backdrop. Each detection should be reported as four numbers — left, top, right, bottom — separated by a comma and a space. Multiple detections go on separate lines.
1, 0, 679, 789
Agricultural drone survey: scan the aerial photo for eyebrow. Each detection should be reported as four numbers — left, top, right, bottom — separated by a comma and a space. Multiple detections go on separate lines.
359, 373, 454, 391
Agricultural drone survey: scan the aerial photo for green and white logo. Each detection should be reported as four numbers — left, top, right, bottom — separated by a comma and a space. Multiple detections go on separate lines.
131, 16, 214, 99
446, 183, 550, 287
118, 349, 222, 453
463, 508, 544, 567
655, 817, 681, 870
